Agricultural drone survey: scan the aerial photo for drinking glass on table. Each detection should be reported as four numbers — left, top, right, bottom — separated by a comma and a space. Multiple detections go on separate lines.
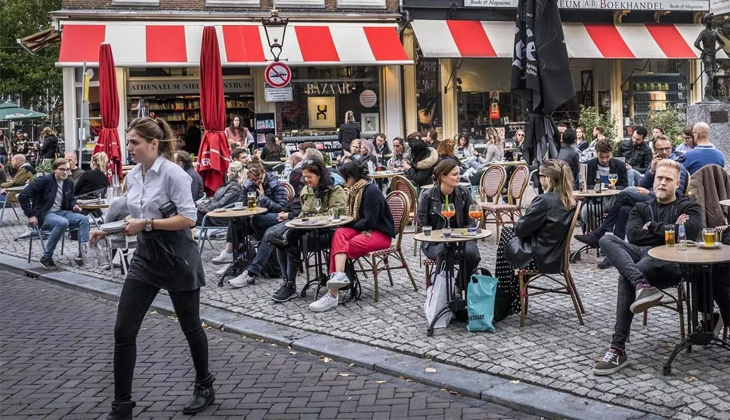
665, 225, 676, 248
468, 204, 482, 234
314, 198, 322, 214
440, 203, 455, 230
608, 173, 618, 188
703, 228, 719, 246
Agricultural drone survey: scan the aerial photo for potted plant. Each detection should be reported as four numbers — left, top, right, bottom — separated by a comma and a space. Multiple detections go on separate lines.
35, 160, 53, 176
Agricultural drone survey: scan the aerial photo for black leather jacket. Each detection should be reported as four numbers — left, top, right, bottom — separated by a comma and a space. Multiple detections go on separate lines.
417, 184, 475, 232
512, 192, 576, 274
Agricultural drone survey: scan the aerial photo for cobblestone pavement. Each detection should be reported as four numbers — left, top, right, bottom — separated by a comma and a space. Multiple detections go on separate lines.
0, 271, 539, 420
0, 198, 728, 419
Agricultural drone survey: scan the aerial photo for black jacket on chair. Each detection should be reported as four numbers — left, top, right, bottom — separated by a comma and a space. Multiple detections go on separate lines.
510, 192, 576, 274
585, 158, 628, 189
18, 174, 77, 224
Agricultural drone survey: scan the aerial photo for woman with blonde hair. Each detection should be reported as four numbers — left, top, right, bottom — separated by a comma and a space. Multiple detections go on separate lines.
196, 160, 246, 227
483, 127, 503, 163
40, 127, 59, 161
75, 152, 110, 198
338, 110, 360, 153
493, 159, 577, 322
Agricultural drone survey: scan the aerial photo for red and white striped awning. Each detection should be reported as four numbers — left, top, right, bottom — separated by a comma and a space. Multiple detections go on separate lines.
57, 21, 411, 67
411, 20, 727, 60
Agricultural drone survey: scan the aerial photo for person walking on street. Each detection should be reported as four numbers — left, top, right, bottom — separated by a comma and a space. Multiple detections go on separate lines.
88, 117, 214, 419
39, 127, 60, 162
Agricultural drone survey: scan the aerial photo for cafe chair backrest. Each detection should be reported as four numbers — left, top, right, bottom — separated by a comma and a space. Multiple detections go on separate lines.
507, 165, 529, 206
281, 181, 295, 202
386, 190, 410, 248
561, 205, 582, 274
480, 165, 506, 203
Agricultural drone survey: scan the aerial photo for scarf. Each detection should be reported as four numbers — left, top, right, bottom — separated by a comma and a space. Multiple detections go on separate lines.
345, 179, 369, 220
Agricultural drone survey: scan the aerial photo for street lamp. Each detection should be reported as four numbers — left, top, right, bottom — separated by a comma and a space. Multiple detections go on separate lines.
261, 8, 289, 62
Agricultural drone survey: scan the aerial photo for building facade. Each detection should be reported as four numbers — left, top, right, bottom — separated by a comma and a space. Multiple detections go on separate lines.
401, 0, 717, 143
53, 0, 410, 160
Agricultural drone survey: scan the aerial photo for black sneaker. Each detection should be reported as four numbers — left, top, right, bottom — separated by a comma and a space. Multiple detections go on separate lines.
592, 348, 628, 376
575, 230, 603, 247
597, 259, 612, 269
272, 281, 297, 303
40, 257, 58, 270
630, 286, 663, 314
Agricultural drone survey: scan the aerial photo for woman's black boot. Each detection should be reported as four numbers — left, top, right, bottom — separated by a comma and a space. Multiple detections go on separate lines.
106, 401, 135, 419
182, 373, 215, 414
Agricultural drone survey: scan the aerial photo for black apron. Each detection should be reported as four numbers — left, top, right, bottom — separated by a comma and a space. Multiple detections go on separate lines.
126, 229, 205, 291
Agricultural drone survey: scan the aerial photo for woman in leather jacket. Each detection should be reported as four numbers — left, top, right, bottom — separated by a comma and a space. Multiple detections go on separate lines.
417, 159, 480, 290
494, 159, 577, 319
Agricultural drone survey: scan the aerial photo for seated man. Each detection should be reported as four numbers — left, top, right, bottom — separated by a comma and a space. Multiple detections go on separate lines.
581, 139, 628, 227
592, 160, 702, 376
64, 152, 85, 184
17, 158, 90, 270
0, 154, 36, 202
576, 136, 687, 268
617, 126, 652, 187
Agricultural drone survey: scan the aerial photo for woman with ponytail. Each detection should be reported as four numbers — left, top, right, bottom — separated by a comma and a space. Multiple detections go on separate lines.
88, 117, 214, 419
494, 160, 578, 321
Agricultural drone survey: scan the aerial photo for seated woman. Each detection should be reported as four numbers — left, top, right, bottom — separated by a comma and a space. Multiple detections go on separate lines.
494, 159, 577, 319
337, 139, 361, 169
406, 139, 438, 187
483, 127, 504, 163
308, 161, 395, 312
272, 159, 346, 303
260, 133, 284, 163
75, 152, 110, 199
417, 159, 480, 291
437, 138, 461, 168
358, 139, 378, 170
196, 161, 246, 227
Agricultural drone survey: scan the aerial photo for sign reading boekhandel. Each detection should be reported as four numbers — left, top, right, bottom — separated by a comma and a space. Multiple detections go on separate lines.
464, 0, 709, 11
712, 0, 730, 15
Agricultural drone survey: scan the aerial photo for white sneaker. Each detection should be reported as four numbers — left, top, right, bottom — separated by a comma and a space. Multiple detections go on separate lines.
309, 293, 339, 312
212, 250, 233, 264
228, 273, 250, 288
326, 272, 350, 289
215, 264, 231, 277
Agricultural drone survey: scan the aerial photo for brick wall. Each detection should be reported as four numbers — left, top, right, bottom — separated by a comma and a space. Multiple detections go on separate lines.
61, 0, 399, 13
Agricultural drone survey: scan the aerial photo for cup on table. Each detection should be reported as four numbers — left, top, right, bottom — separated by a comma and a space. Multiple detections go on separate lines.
665, 226, 675, 248
703, 228, 719, 246
422, 226, 432, 237
442, 228, 452, 239
233, 201, 244, 210
329, 208, 342, 221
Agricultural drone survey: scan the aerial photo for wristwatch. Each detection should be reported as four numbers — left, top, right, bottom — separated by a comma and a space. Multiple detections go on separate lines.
145, 218, 154, 232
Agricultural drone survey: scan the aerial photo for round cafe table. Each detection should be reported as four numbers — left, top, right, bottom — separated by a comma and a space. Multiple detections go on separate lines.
5, 186, 26, 193
571, 188, 621, 262
208, 206, 268, 287
415, 228, 492, 336
286, 215, 354, 300
648, 244, 730, 375
487, 160, 528, 167
369, 170, 404, 180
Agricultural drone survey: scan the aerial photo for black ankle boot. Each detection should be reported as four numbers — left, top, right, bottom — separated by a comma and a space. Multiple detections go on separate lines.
182, 373, 215, 414
107, 401, 135, 419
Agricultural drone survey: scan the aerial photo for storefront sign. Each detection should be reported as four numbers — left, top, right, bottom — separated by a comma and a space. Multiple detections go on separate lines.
307, 97, 337, 128
304, 82, 354, 95
416, 58, 441, 130
489, 91, 500, 119
127, 78, 253, 96
359, 90, 378, 108
711, 0, 730, 14
464, 0, 709, 10
265, 87, 293, 103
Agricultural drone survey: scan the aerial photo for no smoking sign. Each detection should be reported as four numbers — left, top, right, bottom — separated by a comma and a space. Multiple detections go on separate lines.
264, 62, 292, 88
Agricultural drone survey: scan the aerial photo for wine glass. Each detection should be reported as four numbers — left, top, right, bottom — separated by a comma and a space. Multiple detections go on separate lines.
440, 203, 455, 230
314, 198, 322, 214
608, 173, 618, 188
468, 204, 482, 234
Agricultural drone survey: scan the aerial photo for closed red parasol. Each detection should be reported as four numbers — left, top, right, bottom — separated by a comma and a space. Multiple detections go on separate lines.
197, 26, 230, 196
93, 43, 123, 182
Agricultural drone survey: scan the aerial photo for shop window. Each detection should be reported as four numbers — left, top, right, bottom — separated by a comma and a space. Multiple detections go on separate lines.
337, 0, 386, 7
274, 0, 324, 7
279, 66, 380, 140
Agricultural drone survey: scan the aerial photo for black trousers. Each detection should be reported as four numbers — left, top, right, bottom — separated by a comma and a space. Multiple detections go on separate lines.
113, 279, 209, 402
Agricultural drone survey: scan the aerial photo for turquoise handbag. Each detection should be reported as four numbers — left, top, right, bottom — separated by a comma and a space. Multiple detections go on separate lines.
466, 268, 498, 333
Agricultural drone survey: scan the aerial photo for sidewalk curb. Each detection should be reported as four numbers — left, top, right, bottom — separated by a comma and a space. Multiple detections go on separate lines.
0, 254, 665, 420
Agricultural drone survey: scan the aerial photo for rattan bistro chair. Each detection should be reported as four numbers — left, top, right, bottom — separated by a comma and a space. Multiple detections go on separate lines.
517, 205, 584, 327
479, 165, 507, 237
353, 191, 418, 302
390, 175, 419, 256
481, 165, 529, 240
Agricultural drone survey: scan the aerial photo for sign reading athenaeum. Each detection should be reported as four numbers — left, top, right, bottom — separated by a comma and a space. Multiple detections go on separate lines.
127, 78, 253, 95
464, 0, 709, 10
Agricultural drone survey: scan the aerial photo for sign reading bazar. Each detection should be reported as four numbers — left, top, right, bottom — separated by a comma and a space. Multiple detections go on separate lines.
127, 77, 253, 96
464, 0, 709, 10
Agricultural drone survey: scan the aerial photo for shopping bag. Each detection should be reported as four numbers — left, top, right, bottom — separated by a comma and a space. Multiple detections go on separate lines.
423, 265, 452, 329
466, 268, 498, 332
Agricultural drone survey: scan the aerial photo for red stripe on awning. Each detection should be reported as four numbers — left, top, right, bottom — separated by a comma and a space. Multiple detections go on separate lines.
146, 26, 187, 63
295, 26, 339, 62
645, 24, 697, 58
584, 24, 634, 58
446, 20, 496, 58
58, 25, 106, 63
222, 25, 266, 63
363, 27, 410, 62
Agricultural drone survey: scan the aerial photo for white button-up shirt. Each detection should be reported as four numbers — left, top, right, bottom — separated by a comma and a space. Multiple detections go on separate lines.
124, 156, 197, 222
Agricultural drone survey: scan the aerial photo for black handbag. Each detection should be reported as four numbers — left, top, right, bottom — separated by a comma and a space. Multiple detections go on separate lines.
506, 236, 534, 269
265, 221, 290, 247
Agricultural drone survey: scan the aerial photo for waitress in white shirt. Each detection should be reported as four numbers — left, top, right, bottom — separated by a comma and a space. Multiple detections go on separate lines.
90, 118, 213, 419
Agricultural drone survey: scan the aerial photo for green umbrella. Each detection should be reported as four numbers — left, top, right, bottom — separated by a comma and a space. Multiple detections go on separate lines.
0, 101, 47, 121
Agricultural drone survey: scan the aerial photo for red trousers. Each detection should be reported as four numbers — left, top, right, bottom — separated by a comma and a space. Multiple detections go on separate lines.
329, 227, 392, 273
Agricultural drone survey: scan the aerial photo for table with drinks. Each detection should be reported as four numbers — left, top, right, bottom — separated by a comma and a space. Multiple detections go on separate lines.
416, 203, 491, 336
648, 229, 730, 375
207, 195, 267, 287
571, 182, 621, 261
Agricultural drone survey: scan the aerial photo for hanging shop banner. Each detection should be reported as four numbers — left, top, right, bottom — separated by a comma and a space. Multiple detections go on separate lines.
712, 0, 730, 14
489, 91, 500, 119
416, 58, 441, 131
127, 77, 253, 96
307, 96, 337, 128
464, 0, 709, 11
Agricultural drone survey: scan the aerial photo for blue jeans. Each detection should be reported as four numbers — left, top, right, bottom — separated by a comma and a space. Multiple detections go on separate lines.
627, 168, 643, 187
41, 210, 90, 259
